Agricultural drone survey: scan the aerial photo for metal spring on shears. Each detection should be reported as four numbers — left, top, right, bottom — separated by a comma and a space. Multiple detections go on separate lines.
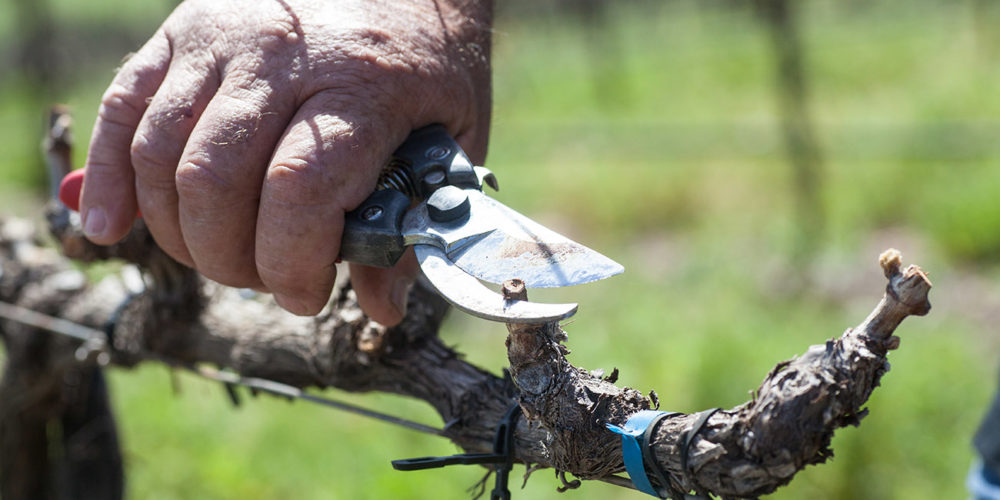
376, 160, 418, 199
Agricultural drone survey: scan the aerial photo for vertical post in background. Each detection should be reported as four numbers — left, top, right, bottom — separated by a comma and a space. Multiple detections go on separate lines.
559, 0, 632, 110
973, 0, 1000, 59
757, 0, 826, 283
11, 0, 59, 190
12, 0, 58, 94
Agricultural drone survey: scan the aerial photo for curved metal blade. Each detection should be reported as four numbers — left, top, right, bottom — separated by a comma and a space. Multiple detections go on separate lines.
403, 190, 624, 288
414, 245, 577, 323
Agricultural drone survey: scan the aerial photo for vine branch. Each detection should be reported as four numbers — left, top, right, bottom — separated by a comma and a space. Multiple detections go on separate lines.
0, 110, 931, 499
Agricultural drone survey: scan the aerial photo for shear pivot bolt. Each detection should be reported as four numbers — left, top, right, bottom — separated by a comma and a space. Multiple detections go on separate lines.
427, 185, 470, 223
423, 170, 446, 185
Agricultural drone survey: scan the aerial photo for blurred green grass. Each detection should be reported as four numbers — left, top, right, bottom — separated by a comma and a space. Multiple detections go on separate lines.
2, 1, 999, 499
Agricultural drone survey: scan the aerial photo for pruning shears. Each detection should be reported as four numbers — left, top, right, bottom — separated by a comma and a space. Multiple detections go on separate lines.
59, 125, 623, 323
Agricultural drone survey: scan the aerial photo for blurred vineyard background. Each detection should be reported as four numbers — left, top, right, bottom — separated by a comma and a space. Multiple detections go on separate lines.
2, 0, 1000, 498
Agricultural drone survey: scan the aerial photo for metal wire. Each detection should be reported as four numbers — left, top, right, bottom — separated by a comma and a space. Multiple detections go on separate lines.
0, 299, 444, 437
190, 365, 443, 436
1, 300, 649, 491
0, 300, 103, 342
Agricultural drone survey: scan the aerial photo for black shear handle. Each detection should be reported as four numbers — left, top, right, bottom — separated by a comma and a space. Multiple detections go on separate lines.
339, 125, 479, 268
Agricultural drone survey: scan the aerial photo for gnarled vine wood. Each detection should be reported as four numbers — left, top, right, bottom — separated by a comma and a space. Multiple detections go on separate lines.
0, 111, 931, 499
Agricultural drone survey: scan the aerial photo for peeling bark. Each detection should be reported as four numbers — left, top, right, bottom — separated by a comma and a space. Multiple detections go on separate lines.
500, 251, 928, 499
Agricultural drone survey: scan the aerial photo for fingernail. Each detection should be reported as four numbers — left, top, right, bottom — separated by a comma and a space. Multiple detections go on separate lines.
391, 276, 413, 317
83, 207, 107, 239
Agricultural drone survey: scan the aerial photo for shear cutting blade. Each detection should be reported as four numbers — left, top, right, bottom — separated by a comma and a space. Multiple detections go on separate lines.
445, 193, 624, 288
414, 245, 578, 323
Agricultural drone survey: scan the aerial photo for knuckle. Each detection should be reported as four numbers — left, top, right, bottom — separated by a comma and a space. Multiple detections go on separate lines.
175, 156, 233, 198
266, 113, 390, 211
97, 84, 145, 129
202, 92, 278, 147
306, 34, 478, 129
129, 131, 170, 174
338, 28, 435, 75
290, 105, 385, 157
149, 93, 199, 129
265, 159, 333, 207
307, 36, 415, 96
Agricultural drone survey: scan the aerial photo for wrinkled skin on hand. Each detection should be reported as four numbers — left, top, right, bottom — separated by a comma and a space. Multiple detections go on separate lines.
79, 0, 492, 324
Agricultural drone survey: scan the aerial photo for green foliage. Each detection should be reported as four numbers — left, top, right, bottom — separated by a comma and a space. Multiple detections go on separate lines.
1, 1, 997, 499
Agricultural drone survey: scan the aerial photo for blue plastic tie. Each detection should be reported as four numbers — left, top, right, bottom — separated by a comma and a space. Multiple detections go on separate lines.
606, 410, 670, 498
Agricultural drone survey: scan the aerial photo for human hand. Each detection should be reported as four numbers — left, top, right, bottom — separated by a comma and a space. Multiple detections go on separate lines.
78, 0, 492, 325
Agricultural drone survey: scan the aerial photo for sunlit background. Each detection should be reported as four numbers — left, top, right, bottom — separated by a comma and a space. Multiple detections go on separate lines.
2, 1, 999, 498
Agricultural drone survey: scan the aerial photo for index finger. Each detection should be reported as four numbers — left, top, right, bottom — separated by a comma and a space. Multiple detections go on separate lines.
80, 30, 171, 244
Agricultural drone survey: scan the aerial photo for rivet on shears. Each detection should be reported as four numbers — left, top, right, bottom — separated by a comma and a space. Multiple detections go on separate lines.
425, 145, 451, 160
362, 206, 384, 221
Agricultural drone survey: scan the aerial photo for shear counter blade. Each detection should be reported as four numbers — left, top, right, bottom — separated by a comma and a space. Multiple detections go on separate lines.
445, 192, 625, 288
414, 245, 577, 323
